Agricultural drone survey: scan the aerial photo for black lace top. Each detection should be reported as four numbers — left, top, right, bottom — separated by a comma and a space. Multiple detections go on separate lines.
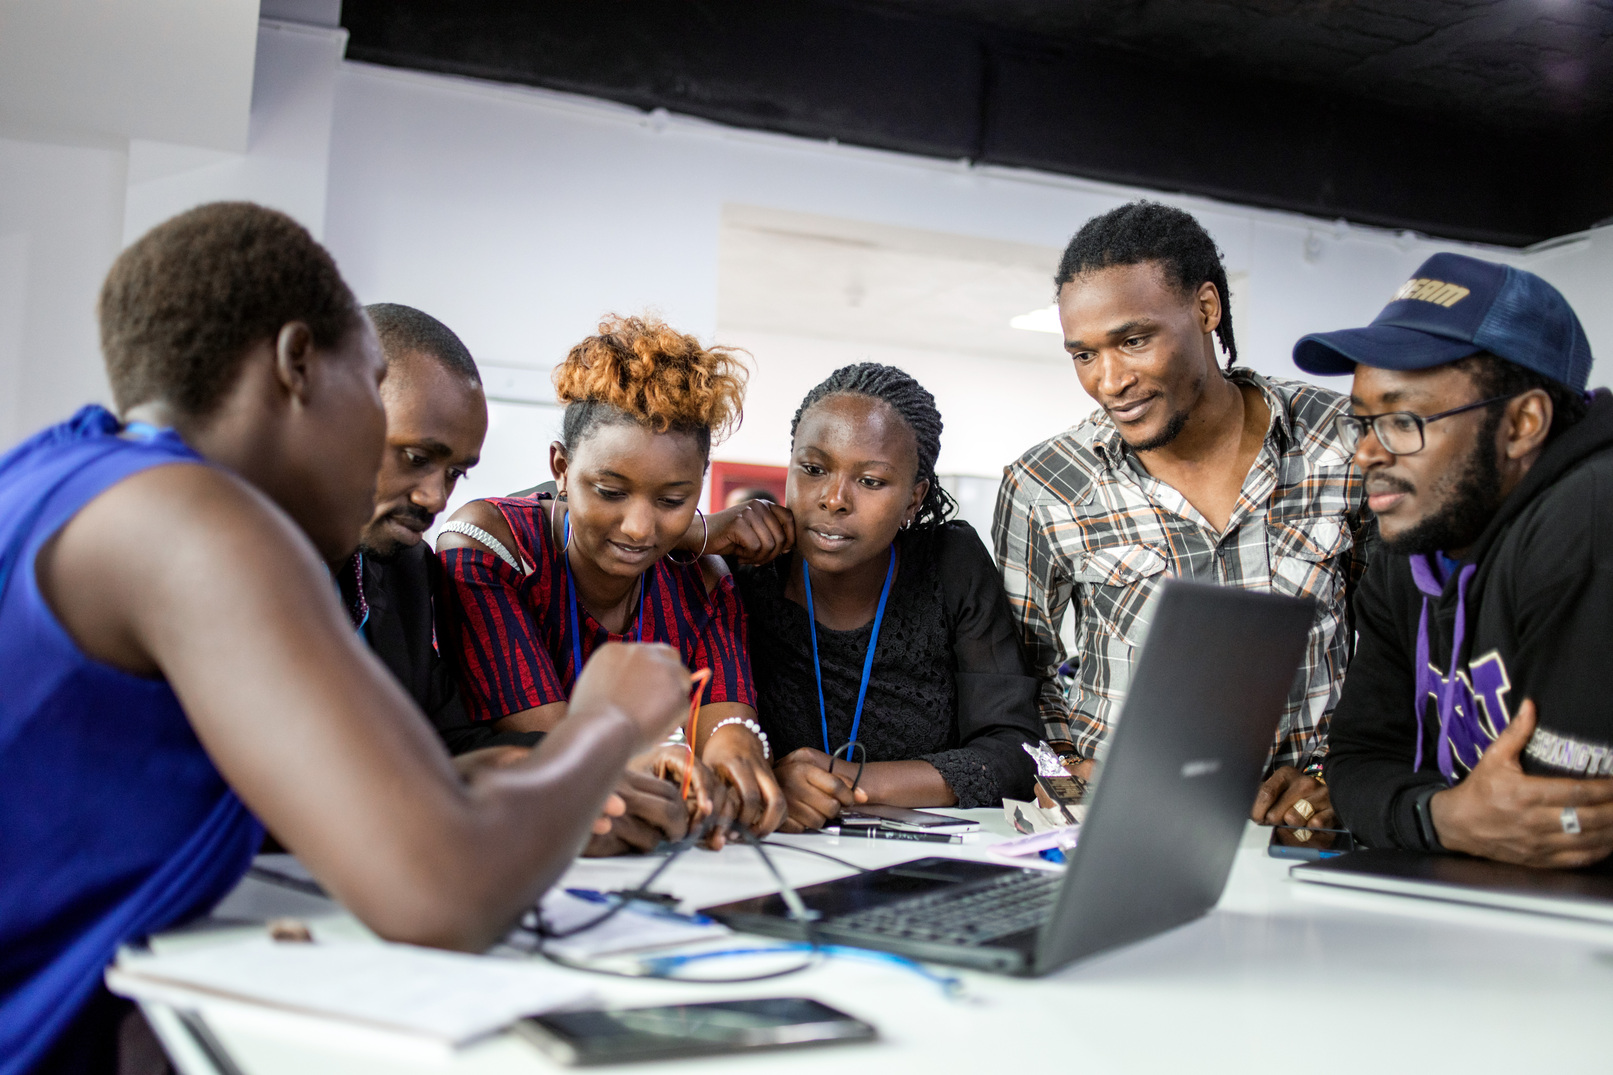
737, 521, 1040, 807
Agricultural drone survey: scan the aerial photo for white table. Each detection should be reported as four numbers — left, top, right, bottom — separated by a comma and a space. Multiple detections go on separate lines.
139, 811, 1613, 1074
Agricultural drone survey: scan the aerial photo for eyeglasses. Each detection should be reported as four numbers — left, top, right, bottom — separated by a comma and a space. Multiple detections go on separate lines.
1334, 394, 1517, 456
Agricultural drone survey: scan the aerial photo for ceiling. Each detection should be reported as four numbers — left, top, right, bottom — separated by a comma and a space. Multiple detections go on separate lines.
868, 0, 1613, 131
718, 205, 1065, 362
341, 0, 1613, 246
717, 205, 1249, 364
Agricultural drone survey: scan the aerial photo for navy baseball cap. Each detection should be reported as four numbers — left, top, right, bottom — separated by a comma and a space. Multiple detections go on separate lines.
1293, 252, 1593, 392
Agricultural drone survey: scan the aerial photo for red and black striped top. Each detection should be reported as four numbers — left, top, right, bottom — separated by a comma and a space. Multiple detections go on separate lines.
436, 494, 756, 722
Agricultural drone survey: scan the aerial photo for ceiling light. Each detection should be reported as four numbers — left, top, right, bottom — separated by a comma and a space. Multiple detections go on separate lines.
1009, 304, 1063, 335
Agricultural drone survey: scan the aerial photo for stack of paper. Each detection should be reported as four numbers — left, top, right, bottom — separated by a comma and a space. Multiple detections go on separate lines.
529, 890, 729, 961
108, 937, 591, 1046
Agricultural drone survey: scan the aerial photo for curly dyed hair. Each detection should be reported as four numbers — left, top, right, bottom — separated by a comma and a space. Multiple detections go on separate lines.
790, 362, 957, 531
553, 314, 747, 458
99, 202, 362, 416
1055, 201, 1238, 368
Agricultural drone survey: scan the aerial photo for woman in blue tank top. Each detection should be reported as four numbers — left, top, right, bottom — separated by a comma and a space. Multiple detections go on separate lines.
0, 203, 694, 1074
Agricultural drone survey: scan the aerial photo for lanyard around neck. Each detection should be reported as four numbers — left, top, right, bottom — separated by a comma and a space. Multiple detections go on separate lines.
803, 544, 896, 755
121, 421, 166, 440
350, 551, 370, 636
564, 512, 648, 681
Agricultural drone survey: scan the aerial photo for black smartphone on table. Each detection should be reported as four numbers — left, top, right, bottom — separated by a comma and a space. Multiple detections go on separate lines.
838, 803, 978, 830
1267, 824, 1355, 860
515, 997, 876, 1065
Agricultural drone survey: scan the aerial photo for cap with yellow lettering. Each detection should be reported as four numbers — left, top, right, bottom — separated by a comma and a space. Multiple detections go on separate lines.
1293, 252, 1592, 392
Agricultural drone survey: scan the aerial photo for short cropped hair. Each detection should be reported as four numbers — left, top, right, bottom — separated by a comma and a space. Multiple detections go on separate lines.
365, 303, 480, 383
1056, 201, 1238, 368
98, 202, 361, 417
1454, 352, 1589, 445
554, 314, 747, 459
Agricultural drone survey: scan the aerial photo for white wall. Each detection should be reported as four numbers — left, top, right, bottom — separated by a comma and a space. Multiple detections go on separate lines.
124, 20, 347, 246
4, 21, 1613, 484
714, 330, 1087, 478
319, 61, 1613, 494
0, 0, 258, 152
0, 136, 128, 441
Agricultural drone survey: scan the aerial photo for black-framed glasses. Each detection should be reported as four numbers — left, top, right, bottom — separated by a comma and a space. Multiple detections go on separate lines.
1334, 394, 1517, 456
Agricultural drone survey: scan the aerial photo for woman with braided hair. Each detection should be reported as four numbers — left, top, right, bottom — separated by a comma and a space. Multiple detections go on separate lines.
737, 363, 1041, 832
436, 315, 787, 849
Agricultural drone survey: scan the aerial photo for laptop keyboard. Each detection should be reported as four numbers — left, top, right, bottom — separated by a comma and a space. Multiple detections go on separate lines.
827, 869, 1062, 947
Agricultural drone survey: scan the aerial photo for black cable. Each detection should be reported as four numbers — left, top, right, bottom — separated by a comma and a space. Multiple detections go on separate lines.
526, 836, 695, 942
757, 839, 873, 874
832, 741, 867, 794
739, 829, 817, 923
523, 830, 825, 985
246, 866, 328, 899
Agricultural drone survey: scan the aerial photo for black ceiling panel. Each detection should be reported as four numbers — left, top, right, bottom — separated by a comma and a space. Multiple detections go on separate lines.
341, 0, 1613, 246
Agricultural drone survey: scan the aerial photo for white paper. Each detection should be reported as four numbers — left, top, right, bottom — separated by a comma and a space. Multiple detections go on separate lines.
532, 890, 728, 961
108, 937, 589, 1045
1003, 797, 1085, 834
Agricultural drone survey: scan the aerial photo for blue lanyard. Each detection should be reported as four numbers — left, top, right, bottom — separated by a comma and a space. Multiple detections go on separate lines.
122, 421, 166, 440
803, 545, 895, 754
564, 512, 648, 681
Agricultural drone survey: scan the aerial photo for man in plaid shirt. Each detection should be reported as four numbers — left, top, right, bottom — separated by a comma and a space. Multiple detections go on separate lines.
993, 202, 1373, 830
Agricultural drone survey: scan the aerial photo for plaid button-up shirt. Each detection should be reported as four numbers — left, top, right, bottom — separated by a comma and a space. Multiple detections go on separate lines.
992, 370, 1373, 775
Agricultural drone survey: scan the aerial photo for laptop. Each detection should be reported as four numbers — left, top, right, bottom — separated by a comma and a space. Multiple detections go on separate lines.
1291, 848, 1613, 924
703, 580, 1316, 976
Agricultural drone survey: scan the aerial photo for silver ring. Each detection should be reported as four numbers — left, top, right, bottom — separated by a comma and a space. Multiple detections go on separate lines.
1561, 806, 1582, 835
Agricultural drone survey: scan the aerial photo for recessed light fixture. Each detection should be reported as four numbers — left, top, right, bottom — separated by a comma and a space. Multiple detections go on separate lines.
1009, 304, 1062, 335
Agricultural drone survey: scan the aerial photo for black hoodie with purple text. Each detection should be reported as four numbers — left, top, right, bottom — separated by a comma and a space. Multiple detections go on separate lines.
1326, 389, 1613, 850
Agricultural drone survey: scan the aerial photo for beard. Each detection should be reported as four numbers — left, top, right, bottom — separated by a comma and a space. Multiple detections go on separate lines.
1381, 415, 1505, 557
358, 502, 434, 562
1126, 407, 1191, 452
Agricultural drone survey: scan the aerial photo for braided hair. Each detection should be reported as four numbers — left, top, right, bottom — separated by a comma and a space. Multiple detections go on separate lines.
1055, 201, 1238, 369
789, 363, 956, 530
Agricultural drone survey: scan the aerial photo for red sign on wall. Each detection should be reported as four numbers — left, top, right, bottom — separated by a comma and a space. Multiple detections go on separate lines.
708, 461, 787, 513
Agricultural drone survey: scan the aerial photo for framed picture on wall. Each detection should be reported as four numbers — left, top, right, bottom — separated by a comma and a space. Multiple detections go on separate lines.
709, 461, 787, 513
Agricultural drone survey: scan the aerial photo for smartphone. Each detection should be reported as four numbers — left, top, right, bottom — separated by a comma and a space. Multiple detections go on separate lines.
515, 998, 876, 1065
1267, 825, 1355, 861
1033, 773, 1087, 825
839, 804, 978, 830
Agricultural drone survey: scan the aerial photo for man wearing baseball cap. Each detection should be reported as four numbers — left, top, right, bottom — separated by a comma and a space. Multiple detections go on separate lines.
1294, 251, 1613, 868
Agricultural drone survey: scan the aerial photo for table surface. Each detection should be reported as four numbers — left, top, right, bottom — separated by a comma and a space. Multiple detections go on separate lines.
138, 810, 1613, 1075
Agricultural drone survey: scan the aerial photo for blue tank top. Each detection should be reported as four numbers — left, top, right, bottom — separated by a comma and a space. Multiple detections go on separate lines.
0, 406, 263, 1074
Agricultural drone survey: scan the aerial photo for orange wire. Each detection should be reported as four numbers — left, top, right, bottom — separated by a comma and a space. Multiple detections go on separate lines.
680, 667, 713, 800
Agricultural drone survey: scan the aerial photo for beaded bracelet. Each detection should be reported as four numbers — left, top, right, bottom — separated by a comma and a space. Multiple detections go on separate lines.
709, 716, 772, 761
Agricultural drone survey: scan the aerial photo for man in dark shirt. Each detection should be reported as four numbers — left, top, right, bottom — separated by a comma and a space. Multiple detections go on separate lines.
342, 303, 718, 853
335, 304, 505, 753
1294, 253, 1613, 869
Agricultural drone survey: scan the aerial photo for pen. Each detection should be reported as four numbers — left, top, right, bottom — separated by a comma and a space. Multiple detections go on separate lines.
563, 888, 714, 924
826, 826, 963, 844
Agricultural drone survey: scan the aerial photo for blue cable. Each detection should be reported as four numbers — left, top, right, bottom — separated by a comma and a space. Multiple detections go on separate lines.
641, 943, 965, 997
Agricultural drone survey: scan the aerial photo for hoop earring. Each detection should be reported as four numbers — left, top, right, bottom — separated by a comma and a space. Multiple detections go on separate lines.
666, 508, 708, 565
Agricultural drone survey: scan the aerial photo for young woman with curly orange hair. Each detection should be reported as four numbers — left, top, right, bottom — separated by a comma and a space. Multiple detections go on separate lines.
437, 315, 786, 846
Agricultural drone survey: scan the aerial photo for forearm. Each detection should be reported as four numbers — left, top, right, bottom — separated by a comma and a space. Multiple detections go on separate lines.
693, 702, 758, 751
494, 701, 568, 734
1324, 750, 1440, 849
832, 758, 956, 808
354, 703, 640, 951
929, 727, 1038, 805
